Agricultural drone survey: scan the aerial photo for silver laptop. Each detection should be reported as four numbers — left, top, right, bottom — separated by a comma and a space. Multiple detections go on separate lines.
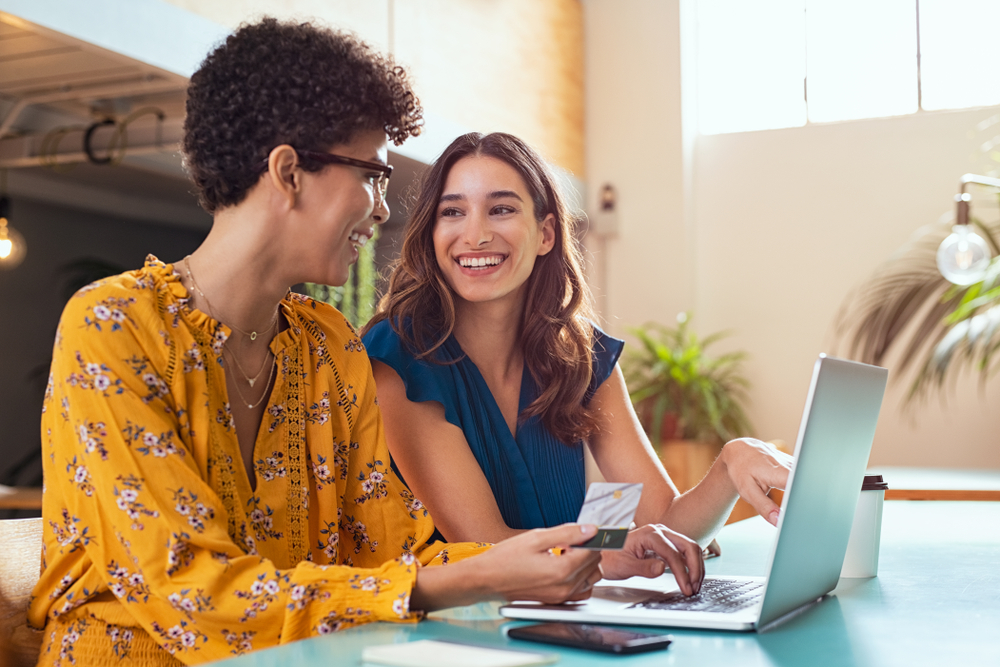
501, 355, 887, 632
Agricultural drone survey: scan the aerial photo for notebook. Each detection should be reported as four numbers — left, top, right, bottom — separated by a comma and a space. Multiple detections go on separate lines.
361, 640, 558, 667
500, 355, 887, 632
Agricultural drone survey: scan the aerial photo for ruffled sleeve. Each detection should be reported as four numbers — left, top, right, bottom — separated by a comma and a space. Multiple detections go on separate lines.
586, 326, 625, 404
363, 320, 464, 430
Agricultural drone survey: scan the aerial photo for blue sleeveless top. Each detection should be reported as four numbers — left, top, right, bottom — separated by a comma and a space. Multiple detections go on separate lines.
363, 320, 624, 530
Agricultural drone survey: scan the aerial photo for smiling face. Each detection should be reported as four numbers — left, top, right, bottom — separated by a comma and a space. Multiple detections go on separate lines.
432, 155, 556, 308
293, 128, 390, 286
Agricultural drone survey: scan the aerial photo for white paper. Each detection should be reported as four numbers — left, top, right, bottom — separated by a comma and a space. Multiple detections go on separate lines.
361, 639, 558, 667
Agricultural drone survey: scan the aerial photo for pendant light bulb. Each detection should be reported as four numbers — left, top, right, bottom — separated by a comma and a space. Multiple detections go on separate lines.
936, 224, 991, 286
0, 196, 26, 269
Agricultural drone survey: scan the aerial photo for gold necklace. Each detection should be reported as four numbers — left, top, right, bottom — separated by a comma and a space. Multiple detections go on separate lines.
226, 349, 277, 409
183, 255, 282, 408
183, 255, 280, 341
224, 339, 274, 388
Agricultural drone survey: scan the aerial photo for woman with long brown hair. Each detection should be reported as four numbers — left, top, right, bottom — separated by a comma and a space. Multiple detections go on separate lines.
364, 132, 792, 591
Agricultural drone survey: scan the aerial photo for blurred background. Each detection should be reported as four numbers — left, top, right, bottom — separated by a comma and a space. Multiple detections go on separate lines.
1, 0, 997, 509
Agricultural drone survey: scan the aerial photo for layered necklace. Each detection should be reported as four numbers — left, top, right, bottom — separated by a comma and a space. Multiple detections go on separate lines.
184, 256, 282, 409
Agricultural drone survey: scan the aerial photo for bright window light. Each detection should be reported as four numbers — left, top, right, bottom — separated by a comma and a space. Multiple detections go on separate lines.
696, 0, 806, 135
919, 0, 1000, 111
804, 0, 918, 123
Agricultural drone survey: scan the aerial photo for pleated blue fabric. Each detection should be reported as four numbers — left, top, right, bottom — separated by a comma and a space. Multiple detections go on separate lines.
364, 320, 624, 531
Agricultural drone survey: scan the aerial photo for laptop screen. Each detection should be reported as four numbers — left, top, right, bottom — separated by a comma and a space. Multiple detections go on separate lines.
756, 355, 887, 629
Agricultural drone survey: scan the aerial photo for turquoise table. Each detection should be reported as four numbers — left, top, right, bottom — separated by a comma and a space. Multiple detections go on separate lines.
213, 501, 1000, 666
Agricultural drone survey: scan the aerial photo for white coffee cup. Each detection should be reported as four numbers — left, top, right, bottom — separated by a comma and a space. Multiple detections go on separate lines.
841, 474, 888, 578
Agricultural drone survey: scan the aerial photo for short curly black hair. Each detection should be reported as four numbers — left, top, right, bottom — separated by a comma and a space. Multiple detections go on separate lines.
183, 18, 422, 214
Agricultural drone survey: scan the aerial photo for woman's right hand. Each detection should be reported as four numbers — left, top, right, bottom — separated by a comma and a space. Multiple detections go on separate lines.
411, 524, 603, 611
478, 524, 604, 603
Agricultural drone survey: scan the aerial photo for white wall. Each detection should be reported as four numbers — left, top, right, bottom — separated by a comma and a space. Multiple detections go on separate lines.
583, 0, 693, 326
695, 109, 1000, 468
584, 0, 1000, 469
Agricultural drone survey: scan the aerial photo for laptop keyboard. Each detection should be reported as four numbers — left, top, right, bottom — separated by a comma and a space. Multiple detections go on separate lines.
629, 578, 764, 614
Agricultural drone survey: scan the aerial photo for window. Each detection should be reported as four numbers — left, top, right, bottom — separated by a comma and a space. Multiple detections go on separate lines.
695, 0, 805, 135
919, 0, 1000, 111
695, 0, 1000, 135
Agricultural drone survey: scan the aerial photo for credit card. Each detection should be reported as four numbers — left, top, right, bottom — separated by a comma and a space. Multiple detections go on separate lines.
573, 482, 642, 550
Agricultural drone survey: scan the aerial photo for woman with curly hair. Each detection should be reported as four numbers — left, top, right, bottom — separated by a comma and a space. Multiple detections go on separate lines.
29, 20, 603, 666
363, 132, 792, 591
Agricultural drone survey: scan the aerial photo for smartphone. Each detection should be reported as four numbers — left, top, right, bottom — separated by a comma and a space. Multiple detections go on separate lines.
506, 622, 672, 654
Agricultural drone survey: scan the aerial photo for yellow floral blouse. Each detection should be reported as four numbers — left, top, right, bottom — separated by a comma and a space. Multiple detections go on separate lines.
29, 256, 487, 666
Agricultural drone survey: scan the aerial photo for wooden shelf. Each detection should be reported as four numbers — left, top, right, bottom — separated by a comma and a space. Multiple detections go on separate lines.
886, 489, 1000, 501
0, 487, 42, 510
871, 467, 1000, 502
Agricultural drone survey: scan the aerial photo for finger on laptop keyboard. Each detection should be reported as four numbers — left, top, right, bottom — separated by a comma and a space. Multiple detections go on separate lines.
630, 524, 702, 596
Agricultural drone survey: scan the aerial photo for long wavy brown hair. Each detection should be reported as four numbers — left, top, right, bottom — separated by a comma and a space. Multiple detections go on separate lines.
364, 132, 599, 444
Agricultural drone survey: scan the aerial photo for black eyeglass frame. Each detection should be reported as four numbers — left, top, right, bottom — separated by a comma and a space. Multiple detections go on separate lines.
257, 149, 393, 204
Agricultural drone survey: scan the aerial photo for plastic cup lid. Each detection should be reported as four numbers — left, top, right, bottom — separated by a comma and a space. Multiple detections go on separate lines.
862, 474, 889, 491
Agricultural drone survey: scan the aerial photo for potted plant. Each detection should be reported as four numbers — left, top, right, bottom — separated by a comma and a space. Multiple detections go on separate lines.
623, 313, 754, 493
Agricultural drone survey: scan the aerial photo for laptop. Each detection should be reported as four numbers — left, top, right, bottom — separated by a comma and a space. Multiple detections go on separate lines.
500, 354, 888, 632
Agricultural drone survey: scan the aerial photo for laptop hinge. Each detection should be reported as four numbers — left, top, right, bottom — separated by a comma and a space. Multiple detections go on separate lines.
755, 594, 830, 633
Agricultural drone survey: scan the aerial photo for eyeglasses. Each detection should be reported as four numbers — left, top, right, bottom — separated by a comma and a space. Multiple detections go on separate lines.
258, 149, 393, 207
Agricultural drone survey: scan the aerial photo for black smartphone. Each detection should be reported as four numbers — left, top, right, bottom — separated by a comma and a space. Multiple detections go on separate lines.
506, 622, 672, 654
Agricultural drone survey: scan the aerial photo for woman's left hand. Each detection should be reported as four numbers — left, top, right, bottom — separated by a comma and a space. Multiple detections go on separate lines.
721, 438, 793, 526
599, 523, 704, 595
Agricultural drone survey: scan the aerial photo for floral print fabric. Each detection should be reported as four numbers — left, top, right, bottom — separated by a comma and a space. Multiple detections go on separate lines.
29, 256, 486, 666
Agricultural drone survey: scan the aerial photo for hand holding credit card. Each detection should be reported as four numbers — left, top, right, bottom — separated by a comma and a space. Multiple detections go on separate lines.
573, 482, 642, 550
